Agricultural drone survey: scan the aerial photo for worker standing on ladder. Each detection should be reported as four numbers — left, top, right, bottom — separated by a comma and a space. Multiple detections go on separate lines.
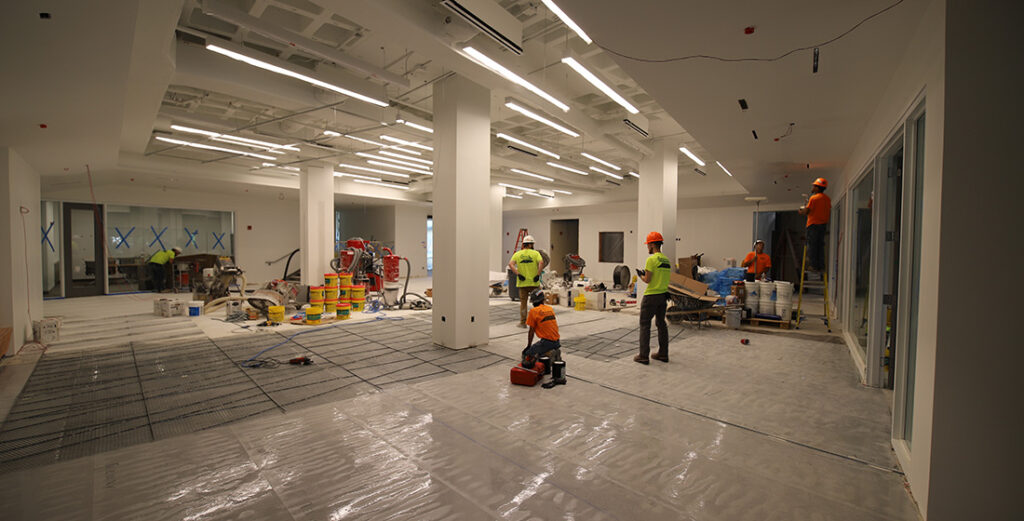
508, 235, 544, 328
799, 178, 832, 271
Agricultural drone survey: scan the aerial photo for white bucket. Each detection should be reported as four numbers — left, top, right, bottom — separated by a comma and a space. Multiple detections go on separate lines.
777, 301, 794, 321
188, 301, 204, 317
758, 281, 775, 301
747, 298, 760, 315
775, 281, 794, 298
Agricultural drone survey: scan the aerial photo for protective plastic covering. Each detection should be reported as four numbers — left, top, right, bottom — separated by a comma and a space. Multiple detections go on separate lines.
700, 267, 747, 300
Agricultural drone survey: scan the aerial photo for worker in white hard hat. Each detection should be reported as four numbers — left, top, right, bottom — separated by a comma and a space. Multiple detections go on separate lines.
147, 246, 182, 292
508, 235, 545, 327
742, 240, 771, 281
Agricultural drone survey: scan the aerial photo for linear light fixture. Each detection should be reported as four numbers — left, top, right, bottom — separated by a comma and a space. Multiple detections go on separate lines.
546, 161, 589, 176
338, 163, 410, 178
171, 124, 300, 152
505, 102, 579, 137
552, 189, 573, 195
356, 152, 432, 172
498, 182, 537, 192
716, 160, 734, 177
561, 57, 638, 114
155, 136, 277, 160
366, 160, 432, 175
379, 150, 433, 165
322, 130, 342, 137
510, 168, 554, 182
333, 171, 381, 182
589, 165, 624, 180
353, 179, 411, 190
504, 193, 523, 199
526, 191, 555, 199
464, 47, 570, 112
261, 162, 300, 172
344, 134, 387, 147
680, 147, 706, 167
580, 152, 620, 170
396, 119, 433, 133
387, 146, 421, 156
496, 133, 560, 159
205, 44, 388, 107
540, 0, 592, 44
380, 135, 433, 151
627, 171, 639, 178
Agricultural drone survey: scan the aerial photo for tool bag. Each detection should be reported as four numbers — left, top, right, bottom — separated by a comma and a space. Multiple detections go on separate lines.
510, 361, 545, 386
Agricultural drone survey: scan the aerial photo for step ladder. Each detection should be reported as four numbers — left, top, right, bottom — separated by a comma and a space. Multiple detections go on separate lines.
513, 228, 528, 252
795, 244, 832, 332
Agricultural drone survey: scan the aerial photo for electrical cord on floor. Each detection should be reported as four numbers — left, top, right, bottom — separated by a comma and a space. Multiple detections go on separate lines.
239, 313, 405, 368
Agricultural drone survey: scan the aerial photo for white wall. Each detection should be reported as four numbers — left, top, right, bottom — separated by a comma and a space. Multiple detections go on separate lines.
42, 182, 299, 285
394, 204, 429, 278
678, 205, 755, 271
1, 148, 43, 351
337, 205, 396, 248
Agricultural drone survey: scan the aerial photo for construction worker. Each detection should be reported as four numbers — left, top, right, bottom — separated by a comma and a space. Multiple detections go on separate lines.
147, 246, 181, 292
634, 232, 672, 364
799, 178, 832, 271
508, 235, 544, 327
742, 240, 771, 281
522, 289, 566, 388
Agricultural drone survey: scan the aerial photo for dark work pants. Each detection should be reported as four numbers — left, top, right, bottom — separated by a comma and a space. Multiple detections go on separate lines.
638, 292, 669, 359
807, 223, 828, 271
523, 338, 562, 361
148, 262, 166, 291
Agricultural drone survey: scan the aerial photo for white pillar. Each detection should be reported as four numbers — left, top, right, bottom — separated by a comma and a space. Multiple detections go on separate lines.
432, 74, 490, 349
490, 185, 504, 272
637, 142, 678, 293
299, 164, 334, 286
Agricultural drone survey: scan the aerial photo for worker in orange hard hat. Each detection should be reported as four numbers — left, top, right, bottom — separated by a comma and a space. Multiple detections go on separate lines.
799, 178, 832, 271
634, 231, 672, 365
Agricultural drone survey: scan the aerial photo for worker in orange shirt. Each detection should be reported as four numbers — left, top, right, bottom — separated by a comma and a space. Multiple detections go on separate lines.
799, 178, 832, 271
742, 240, 771, 281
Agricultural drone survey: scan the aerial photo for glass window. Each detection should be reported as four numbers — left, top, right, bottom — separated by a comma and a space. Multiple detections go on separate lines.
599, 232, 624, 263
426, 216, 433, 272
40, 201, 62, 298
851, 171, 874, 354
903, 113, 926, 445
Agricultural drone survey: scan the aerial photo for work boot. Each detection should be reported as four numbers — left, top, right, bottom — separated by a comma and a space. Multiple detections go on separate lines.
633, 354, 649, 365
651, 353, 669, 363
542, 361, 566, 388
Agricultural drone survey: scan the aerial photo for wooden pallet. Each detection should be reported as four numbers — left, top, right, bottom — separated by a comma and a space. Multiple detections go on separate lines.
743, 316, 792, 329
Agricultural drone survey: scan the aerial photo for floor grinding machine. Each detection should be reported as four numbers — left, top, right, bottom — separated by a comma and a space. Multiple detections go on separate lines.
332, 238, 430, 310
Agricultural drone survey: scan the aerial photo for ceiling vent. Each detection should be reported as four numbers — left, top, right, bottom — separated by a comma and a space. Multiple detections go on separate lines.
622, 112, 649, 138
441, 0, 523, 55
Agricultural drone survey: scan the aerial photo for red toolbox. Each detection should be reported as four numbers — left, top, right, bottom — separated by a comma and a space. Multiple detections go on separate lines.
510, 361, 545, 386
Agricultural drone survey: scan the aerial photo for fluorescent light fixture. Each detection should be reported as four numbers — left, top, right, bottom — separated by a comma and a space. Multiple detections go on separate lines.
338, 163, 410, 178
356, 152, 431, 170
679, 147, 706, 167
260, 163, 301, 172
388, 146, 421, 156
171, 124, 300, 152
379, 150, 433, 165
333, 171, 381, 181
627, 171, 639, 178
396, 119, 433, 133
344, 134, 387, 147
580, 152, 620, 170
546, 161, 589, 176
323, 130, 342, 137
464, 47, 570, 112
540, 0, 592, 44
504, 193, 523, 199
561, 57, 638, 114
526, 191, 555, 199
505, 102, 579, 137
496, 133, 560, 159
205, 44, 388, 107
589, 165, 624, 180
380, 135, 433, 151
498, 182, 537, 192
154, 136, 277, 160
366, 160, 432, 175
353, 179, 411, 190
716, 160, 734, 177
510, 168, 554, 182
552, 189, 573, 195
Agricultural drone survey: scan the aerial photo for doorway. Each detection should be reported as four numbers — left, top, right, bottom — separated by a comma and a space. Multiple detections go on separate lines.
549, 219, 579, 279
881, 141, 905, 389
63, 203, 106, 297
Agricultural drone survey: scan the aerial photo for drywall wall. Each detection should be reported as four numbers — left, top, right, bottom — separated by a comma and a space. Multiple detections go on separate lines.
394, 204, 429, 278
41, 181, 299, 285
0, 148, 43, 351
337, 205, 395, 248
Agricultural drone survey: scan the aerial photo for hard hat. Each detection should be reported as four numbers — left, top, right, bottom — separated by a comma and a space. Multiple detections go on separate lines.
753, 239, 765, 247
172, 246, 182, 253
529, 289, 545, 306
813, 177, 828, 188
522, 235, 535, 245
645, 231, 664, 244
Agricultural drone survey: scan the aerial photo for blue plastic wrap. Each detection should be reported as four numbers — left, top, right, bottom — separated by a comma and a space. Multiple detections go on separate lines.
701, 267, 747, 299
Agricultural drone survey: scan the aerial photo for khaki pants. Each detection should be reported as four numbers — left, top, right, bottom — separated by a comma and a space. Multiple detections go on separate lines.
519, 286, 534, 324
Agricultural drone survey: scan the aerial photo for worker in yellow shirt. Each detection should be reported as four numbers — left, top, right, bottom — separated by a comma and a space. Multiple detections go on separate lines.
635, 232, 672, 364
147, 246, 181, 292
508, 235, 545, 327
799, 178, 832, 271
742, 240, 771, 281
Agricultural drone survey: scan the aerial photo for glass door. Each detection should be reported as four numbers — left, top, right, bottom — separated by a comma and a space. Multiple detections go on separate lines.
63, 203, 106, 297
40, 201, 63, 298
829, 196, 845, 325
881, 141, 905, 389
849, 172, 874, 360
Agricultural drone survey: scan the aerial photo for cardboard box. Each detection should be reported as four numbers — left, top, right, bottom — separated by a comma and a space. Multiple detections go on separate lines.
677, 255, 702, 278
668, 272, 718, 305
545, 293, 560, 305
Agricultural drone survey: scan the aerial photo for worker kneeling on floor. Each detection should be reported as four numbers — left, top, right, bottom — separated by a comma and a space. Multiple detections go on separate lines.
511, 290, 567, 388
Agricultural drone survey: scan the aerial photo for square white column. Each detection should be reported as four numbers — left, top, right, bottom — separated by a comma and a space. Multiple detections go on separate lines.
490, 185, 504, 272
299, 164, 334, 285
431, 74, 491, 349
637, 142, 678, 292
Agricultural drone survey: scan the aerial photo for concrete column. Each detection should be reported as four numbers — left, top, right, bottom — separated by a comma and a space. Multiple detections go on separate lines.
0, 148, 42, 350
637, 142, 678, 293
490, 185, 504, 272
299, 164, 334, 286
431, 74, 490, 349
